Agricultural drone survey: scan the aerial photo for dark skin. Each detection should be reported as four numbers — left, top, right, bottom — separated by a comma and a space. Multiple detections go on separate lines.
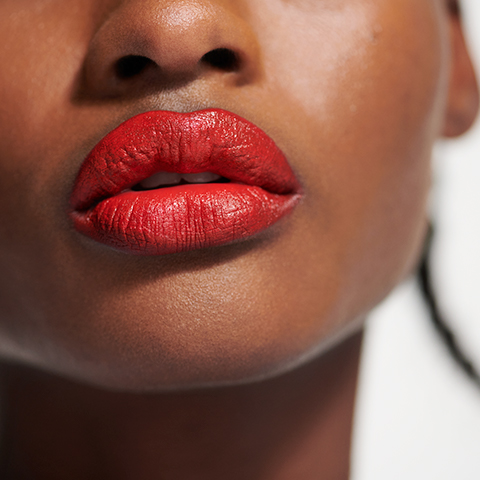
0, 0, 478, 478
3, 333, 361, 479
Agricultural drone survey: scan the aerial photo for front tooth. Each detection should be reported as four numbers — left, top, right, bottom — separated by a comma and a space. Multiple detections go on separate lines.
181, 172, 221, 183
139, 171, 182, 189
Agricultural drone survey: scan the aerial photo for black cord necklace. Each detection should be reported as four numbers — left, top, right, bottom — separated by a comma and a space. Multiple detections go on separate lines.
417, 224, 480, 389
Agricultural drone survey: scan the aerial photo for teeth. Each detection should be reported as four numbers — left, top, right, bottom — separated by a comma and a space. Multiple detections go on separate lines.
138, 171, 182, 189
137, 171, 221, 190
181, 172, 221, 183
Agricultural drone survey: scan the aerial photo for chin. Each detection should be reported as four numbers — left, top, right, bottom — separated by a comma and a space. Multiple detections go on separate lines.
1, 295, 362, 393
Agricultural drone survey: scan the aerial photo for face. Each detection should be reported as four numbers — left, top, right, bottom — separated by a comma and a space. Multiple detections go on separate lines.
0, 0, 476, 391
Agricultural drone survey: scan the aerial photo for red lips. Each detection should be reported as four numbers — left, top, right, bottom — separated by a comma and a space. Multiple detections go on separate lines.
70, 109, 302, 255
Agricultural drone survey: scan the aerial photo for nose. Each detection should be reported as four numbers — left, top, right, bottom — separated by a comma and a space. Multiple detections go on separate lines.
83, 0, 260, 98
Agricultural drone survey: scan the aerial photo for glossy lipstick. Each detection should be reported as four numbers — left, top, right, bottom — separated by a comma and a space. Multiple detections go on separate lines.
70, 109, 302, 255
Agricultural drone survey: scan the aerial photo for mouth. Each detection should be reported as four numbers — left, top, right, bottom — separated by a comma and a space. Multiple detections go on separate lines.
69, 109, 302, 255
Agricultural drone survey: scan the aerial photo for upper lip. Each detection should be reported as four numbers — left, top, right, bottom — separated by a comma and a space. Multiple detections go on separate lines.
70, 109, 301, 212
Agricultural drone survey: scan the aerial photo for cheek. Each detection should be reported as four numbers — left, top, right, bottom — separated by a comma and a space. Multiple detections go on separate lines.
0, 0, 451, 390
0, 1, 99, 241
255, 0, 448, 316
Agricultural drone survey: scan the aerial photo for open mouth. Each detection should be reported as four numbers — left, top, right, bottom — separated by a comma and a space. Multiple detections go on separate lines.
69, 109, 302, 256
131, 171, 228, 191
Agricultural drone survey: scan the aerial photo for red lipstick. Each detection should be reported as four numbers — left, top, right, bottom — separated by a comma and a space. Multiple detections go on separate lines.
70, 109, 302, 255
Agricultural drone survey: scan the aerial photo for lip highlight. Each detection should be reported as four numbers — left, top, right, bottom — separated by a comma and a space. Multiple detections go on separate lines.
70, 109, 302, 255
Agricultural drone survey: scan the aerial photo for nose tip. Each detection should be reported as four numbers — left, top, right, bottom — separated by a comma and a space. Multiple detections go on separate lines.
83, 0, 260, 98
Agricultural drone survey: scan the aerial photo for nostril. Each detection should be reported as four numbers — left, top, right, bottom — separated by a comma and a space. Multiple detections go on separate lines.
115, 55, 155, 80
201, 48, 239, 72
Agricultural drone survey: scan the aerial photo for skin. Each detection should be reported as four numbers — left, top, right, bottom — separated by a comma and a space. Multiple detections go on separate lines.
0, 0, 477, 478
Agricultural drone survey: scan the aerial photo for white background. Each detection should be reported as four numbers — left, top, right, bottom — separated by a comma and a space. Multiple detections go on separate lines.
352, 1, 480, 478
435, 0, 480, 372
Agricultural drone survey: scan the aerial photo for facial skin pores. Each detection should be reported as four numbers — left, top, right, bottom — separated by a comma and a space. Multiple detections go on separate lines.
0, 0, 476, 392
0, 1, 478, 479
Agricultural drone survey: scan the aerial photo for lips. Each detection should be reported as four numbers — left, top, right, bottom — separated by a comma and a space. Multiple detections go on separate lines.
69, 109, 302, 255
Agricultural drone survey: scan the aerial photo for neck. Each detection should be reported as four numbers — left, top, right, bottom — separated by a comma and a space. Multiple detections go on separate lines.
1, 332, 363, 480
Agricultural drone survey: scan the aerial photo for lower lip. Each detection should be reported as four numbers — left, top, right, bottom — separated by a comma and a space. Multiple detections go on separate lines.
71, 183, 301, 255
